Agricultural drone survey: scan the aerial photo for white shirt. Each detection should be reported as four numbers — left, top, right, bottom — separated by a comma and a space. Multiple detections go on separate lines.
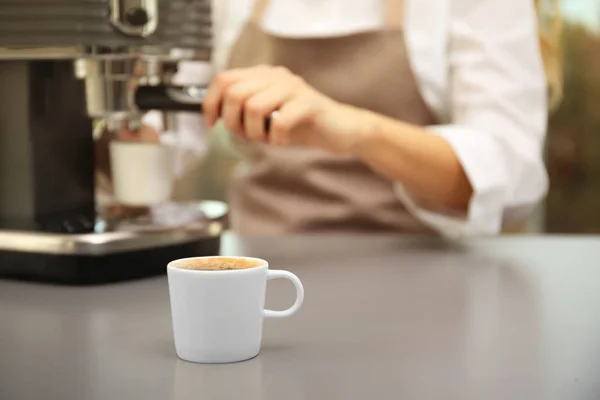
150, 0, 548, 238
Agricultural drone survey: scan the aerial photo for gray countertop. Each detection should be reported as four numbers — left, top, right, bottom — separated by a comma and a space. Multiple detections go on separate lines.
1, 234, 600, 400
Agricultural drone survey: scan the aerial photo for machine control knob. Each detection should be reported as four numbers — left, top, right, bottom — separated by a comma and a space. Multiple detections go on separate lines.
109, 0, 158, 37
125, 7, 150, 27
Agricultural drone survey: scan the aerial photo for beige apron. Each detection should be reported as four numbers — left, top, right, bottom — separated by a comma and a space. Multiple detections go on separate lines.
227, 0, 438, 234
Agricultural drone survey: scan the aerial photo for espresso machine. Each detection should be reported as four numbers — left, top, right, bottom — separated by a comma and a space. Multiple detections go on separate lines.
0, 0, 228, 284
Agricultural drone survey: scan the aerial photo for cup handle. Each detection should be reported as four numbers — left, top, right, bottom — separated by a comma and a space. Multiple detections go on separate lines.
263, 270, 304, 319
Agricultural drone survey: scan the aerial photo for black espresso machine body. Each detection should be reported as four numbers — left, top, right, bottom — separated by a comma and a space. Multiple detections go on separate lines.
0, 0, 227, 285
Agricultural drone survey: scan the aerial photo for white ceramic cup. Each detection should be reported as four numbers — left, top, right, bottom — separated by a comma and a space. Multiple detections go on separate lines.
167, 256, 304, 364
109, 140, 174, 206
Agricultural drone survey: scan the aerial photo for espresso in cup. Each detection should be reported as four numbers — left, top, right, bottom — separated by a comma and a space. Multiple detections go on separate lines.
174, 257, 262, 271
167, 256, 304, 364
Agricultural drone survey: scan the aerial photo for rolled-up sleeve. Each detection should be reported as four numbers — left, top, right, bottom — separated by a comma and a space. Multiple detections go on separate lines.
396, 0, 549, 238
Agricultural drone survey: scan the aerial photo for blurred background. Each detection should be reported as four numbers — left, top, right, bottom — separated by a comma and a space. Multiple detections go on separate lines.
192, 0, 600, 235
544, 0, 600, 234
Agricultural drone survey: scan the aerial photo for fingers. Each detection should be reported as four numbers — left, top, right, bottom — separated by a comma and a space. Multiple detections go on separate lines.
204, 66, 312, 145
221, 78, 273, 136
269, 99, 312, 146
244, 85, 293, 141
203, 68, 254, 127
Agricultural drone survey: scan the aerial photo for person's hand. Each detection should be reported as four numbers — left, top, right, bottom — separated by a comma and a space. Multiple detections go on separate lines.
202, 65, 373, 154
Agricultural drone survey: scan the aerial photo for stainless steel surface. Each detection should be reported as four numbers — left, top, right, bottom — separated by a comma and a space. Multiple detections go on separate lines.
77, 58, 141, 123
0, 0, 217, 283
1, 234, 599, 400
0, 200, 227, 255
0, 47, 83, 60
0, 47, 211, 61
0, 0, 213, 125
0, 0, 211, 53
76, 54, 199, 123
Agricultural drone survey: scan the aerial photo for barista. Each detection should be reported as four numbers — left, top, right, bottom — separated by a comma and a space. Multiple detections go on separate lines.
116, 0, 562, 237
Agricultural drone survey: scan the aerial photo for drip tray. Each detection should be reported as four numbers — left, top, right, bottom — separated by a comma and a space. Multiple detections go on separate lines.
0, 200, 227, 255
0, 200, 228, 285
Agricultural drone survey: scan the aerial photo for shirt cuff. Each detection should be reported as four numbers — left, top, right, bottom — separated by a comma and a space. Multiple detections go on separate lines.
393, 124, 508, 239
